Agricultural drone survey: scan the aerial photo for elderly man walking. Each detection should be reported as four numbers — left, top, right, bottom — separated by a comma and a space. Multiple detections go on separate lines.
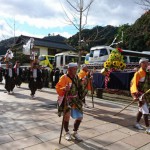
56, 63, 85, 141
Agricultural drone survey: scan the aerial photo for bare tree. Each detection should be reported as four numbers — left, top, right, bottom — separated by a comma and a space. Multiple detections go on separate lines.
60, 0, 95, 66
0, 18, 17, 47
136, 0, 150, 10
0, 18, 21, 62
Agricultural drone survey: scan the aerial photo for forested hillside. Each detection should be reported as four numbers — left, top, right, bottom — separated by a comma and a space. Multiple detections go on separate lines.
67, 25, 118, 51
123, 11, 150, 51
67, 10, 150, 52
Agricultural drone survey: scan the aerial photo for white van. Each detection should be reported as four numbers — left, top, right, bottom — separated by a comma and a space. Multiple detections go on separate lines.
89, 46, 113, 63
55, 51, 85, 72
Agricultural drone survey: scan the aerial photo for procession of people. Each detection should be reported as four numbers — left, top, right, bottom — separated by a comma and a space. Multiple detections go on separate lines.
0, 57, 64, 97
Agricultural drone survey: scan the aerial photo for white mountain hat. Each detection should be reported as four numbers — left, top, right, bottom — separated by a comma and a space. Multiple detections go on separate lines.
139, 58, 149, 64
68, 63, 78, 68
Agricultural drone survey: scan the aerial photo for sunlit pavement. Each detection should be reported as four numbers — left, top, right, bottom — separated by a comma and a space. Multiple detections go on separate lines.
0, 82, 149, 150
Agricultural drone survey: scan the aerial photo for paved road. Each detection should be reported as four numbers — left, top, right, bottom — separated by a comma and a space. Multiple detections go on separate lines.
0, 82, 149, 150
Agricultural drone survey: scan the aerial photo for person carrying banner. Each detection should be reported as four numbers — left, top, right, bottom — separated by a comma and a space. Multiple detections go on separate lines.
56, 63, 84, 142
130, 58, 150, 134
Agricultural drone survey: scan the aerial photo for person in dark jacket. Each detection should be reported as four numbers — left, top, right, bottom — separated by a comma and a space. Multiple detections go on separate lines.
37, 65, 43, 91
42, 66, 50, 88
4, 62, 15, 94
50, 68, 55, 88
0, 62, 4, 83
22, 67, 28, 82
55, 67, 60, 85
14, 61, 23, 87
28, 63, 42, 99
59, 70, 64, 77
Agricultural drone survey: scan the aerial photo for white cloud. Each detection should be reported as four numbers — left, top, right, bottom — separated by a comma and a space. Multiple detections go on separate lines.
15, 30, 44, 39
88, 0, 144, 26
0, 0, 66, 29
15, 15, 66, 29
15, 29, 72, 39
53, 31, 72, 38
0, 0, 146, 40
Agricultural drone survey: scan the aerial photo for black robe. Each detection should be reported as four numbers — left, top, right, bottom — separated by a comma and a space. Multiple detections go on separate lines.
4, 68, 15, 92
14, 67, 23, 86
28, 68, 42, 95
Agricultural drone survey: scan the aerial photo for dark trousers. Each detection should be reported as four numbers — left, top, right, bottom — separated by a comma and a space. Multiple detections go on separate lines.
0, 73, 3, 82
15, 76, 22, 86
29, 80, 38, 95
5, 77, 15, 92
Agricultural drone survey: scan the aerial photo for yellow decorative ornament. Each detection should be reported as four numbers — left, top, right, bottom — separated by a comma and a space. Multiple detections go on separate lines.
103, 48, 126, 70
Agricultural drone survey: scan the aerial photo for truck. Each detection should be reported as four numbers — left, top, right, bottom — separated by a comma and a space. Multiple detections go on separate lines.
39, 52, 85, 72
86, 45, 150, 71
54, 51, 85, 72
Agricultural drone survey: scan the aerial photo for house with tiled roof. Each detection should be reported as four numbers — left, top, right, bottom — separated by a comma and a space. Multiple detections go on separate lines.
14, 35, 76, 56
0, 35, 76, 65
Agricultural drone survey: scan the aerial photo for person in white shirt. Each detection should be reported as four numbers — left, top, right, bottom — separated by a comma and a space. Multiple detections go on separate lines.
4, 62, 15, 94
28, 63, 42, 99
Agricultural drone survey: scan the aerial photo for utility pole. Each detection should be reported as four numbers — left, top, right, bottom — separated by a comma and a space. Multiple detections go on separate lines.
13, 18, 16, 61
78, 0, 83, 67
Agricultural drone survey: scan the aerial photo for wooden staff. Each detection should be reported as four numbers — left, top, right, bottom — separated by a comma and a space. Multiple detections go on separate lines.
114, 100, 135, 116
59, 91, 68, 144
90, 77, 94, 108
114, 89, 150, 116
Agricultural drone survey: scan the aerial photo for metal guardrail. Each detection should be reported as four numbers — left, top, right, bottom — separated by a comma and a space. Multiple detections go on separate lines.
86, 62, 140, 71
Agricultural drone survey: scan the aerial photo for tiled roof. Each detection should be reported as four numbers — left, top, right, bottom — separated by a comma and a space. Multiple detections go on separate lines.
0, 35, 76, 56
34, 40, 75, 50
18, 35, 76, 51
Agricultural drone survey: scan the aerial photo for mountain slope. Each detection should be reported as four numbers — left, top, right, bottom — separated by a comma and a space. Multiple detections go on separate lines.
68, 10, 150, 52
123, 10, 150, 51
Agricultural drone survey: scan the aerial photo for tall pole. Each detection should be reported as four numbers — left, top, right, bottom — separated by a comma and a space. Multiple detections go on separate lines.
78, 0, 83, 67
14, 18, 16, 61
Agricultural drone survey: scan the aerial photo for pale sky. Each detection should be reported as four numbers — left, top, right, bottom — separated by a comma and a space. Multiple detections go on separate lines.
0, 0, 145, 40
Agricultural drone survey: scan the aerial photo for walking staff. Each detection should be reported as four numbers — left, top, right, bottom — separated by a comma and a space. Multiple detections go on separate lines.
114, 100, 135, 116
90, 78, 94, 108
59, 91, 68, 144
114, 89, 150, 116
